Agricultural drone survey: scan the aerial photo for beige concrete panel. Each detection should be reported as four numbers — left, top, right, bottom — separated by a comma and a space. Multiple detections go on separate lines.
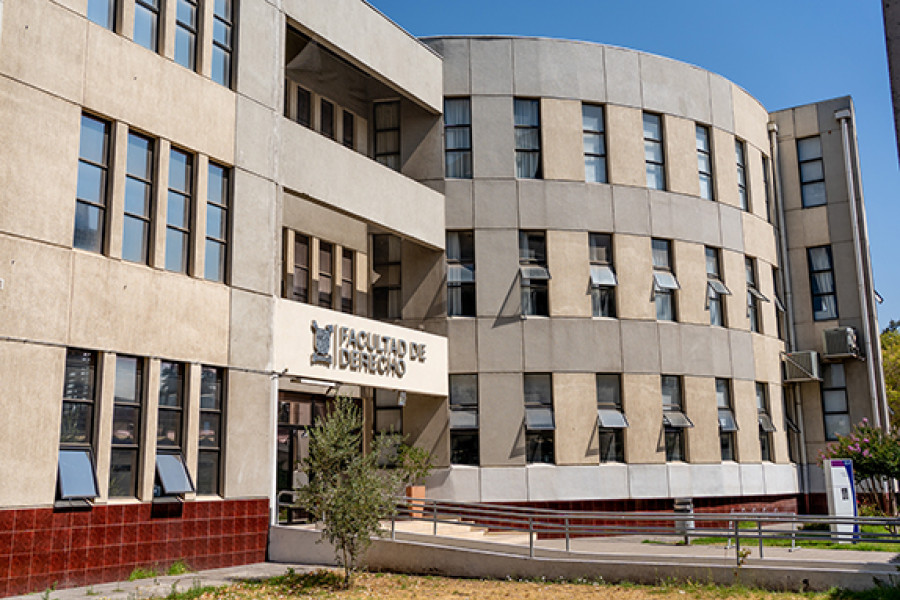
671, 194, 721, 248
223, 370, 273, 498
729, 329, 756, 381
793, 104, 820, 139
797, 380, 826, 447
512, 39, 606, 102
0, 342, 64, 506
191, 154, 209, 279
614, 234, 654, 320
139, 359, 161, 500
0, 0, 86, 102
553, 373, 598, 466
151, 139, 171, 270
752, 335, 783, 386
707, 326, 734, 378
426, 38, 470, 96
107, 122, 129, 259
479, 373, 525, 466
445, 180, 474, 229
404, 394, 449, 468
68, 253, 230, 363
230, 289, 272, 371
679, 324, 719, 378
283, 0, 442, 112
620, 320, 660, 374
722, 249, 749, 332
547, 231, 590, 318
83, 30, 236, 163
477, 319, 523, 373
657, 322, 683, 374
732, 378, 760, 463
473, 179, 518, 229
826, 200, 854, 244
94, 353, 116, 501
730, 85, 769, 153
591, 319, 623, 372
746, 147, 767, 221
401, 242, 444, 323
622, 374, 664, 464
469, 38, 512, 95
474, 229, 519, 319
777, 138, 803, 211
756, 261, 780, 341
401, 102, 444, 183
712, 128, 739, 209
718, 204, 744, 253
519, 181, 614, 232
606, 105, 645, 187
160, 0, 175, 59
538, 318, 619, 373
235, 0, 281, 108
709, 74, 734, 133
765, 383, 789, 464
236, 96, 277, 180
471, 95, 515, 180
183, 363, 202, 498
280, 121, 445, 249
640, 53, 711, 123
663, 116, 698, 196
540, 98, 584, 182
0, 235, 71, 343
612, 186, 651, 235
522, 318, 550, 372
787, 247, 814, 328
683, 376, 718, 463
230, 170, 276, 294
0, 78, 80, 246
604, 47, 641, 108
447, 318, 478, 373
742, 215, 778, 266
831, 240, 861, 320
672, 240, 707, 325
282, 191, 368, 252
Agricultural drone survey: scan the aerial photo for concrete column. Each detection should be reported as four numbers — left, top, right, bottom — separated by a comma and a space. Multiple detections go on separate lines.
94, 352, 118, 501
151, 139, 171, 269
107, 121, 129, 259
192, 154, 209, 279
139, 358, 161, 501
183, 362, 201, 500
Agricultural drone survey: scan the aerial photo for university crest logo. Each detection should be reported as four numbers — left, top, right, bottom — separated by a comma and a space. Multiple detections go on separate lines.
310, 320, 334, 366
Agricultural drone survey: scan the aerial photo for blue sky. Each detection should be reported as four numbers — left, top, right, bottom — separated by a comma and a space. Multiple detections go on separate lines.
369, 0, 900, 330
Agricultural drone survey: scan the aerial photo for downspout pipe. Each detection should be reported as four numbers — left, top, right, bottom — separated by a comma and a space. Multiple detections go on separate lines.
769, 121, 809, 501
834, 108, 889, 432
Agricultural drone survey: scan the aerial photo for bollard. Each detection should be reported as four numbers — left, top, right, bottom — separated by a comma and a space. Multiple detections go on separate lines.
529, 517, 534, 558
757, 519, 764, 559
565, 517, 570, 553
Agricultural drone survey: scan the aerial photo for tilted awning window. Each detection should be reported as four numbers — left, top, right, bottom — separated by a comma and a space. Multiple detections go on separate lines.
58, 449, 100, 500
156, 453, 195, 495
653, 271, 680, 291
449, 408, 478, 429
774, 295, 786, 313
590, 265, 618, 287
707, 279, 731, 297
662, 410, 694, 428
718, 409, 738, 433
525, 406, 555, 430
448, 264, 475, 283
748, 287, 770, 302
597, 408, 628, 429
520, 266, 551, 281
758, 413, 777, 433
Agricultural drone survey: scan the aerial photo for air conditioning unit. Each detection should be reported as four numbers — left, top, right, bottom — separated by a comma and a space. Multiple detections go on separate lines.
823, 327, 860, 360
783, 351, 821, 382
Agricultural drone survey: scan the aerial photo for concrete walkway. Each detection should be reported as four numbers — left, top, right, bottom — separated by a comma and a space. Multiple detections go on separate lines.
6, 563, 328, 600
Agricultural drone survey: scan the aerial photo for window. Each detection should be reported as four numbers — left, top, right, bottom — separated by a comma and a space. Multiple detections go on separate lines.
110, 356, 143, 498
524, 374, 554, 464
773, 267, 786, 340
198, 366, 224, 495
58, 349, 100, 500
156, 361, 194, 496
596, 374, 626, 463
75, 114, 111, 253
87, 0, 115, 29
745, 257, 768, 333
449, 374, 478, 465
297, 88, 312, 128
342, 111, 355, 149
320, 99, 335, 140
661, 375, 691, 461
643, 113, 665, 190
134, 0, 159, 51
318, 241, 333, 308
519, 231, 549, 317
705, 247, 730, 327
652, 239, 678, 321
808, 246, 838, 320
175, 0, 198, 70
822, 364, 850, 441
757, 383, 775, 462
716, 379, 737, 462
293, 234, 310, 303
447, 231, 475, 317
696, 125, 713, 200
205, 163, 229, 282
373, 234, 401, 319
166, 148, 192, 273
123, 132, 154, 264
211, 0, 233, 87
736, 139, 748, 211
583, 104, 607, 183
341, 249, 354, 314
374, 389, 402, 435
798, 136, 826, 207
762, 155, 773, 222
445, 98, 472, 179
589, 233, 616, 318
514, 98, 541, 179
783, 388, 800, 462
374, 101, 400, 171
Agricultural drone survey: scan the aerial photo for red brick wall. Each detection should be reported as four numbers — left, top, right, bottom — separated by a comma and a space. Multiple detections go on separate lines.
0, 499, 269, 598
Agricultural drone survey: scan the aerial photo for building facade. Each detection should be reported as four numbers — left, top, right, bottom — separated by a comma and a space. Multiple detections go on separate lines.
0, 1, 886, 597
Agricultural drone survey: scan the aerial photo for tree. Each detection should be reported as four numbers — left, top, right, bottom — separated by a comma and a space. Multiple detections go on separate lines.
295, 397, 398, 588
882, 325, 900, 416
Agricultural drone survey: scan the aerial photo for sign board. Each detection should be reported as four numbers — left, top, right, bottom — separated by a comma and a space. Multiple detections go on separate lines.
823, 458, 858, 543
274, 300, 448, 397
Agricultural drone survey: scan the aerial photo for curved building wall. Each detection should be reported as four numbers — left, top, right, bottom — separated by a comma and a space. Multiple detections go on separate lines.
421, 36, 796, 504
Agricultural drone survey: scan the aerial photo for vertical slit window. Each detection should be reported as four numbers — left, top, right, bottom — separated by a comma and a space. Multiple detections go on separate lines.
597, 374, 625, 463
589, 233, 616, 318
822, 364, 850, 441
449, 374, 479, 465
519, 231, 549, 317
166, 148, 192, 273
175, 0, 198, 70
763, 155, 773, 222
514, 98, 541, 179
373, 234, 401, 319
757, 383, 775, 462
198, 366, 224, 495
643, 113, 665, 190
583, 104, 607, 183
205, 163, 229, 282
320, 99, 335, 140
374, 101, 400, 171
211, 0, 233, 87
75, 115, 111, 253
318, 242, 333, 308
293, 234, 310, 303
696, 125, 713, 200
123, 132, 154, 265
58, 349, 100, 500
447, 230, 475, 317
808, 245, 838, 320
746, 257, 766, 333
297, 88, 312, 128
524, 374, 554, 464
133, 0, 159, 51
652, 239, 678, 322
662, 375, 690, 462
798, 136, 826, 207
706, 247, 729, 327
87, 0, 115, 29
342, 110, 355, 149
716, 379, 737, 462
110, 356, 143, 498
736, 139, 748, 211
445, 98, 472, 179
341, 249, 354, 314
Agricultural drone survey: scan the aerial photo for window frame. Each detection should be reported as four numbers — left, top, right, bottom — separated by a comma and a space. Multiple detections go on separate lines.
318, 241, 334, 309
58, 348, 101, 501
123, 131, 155, 265
320, 98, 335, 140
447, 230, 476, 317
735, 138, 749, 211
589, 233, 616, 318
519, 231, 549, 317
374, 100, 401, 171
198, 366, 225, 495
372, 234, 402, 320
211, 0, 234, 87
524, 373, 554, 464
807, 245, 839, 321
583, 103, 607, 184
745, 257, 767, 333
174, 0, 199, 71
204, 162, 230, 282
798, 136, 826, 208
696, 124, 714, 200
86, 0, 116, 29
661, 375, 691, 462
293, 233, 310, 303
342, 110, 355, 149
109, 355, 144, 499
643, 112, 666, 190
596, 374, 625, 463
756, 382, 775, 462
514, 98, 542, 179
444, 97, 473, 179
133, 0, 160, 52
340, 248, 354, 314
449, 374, 479, 466
705, 247, 730, 327
822, 364, 851, 441
75, 114, 111, 254
652, 238, 678, 322
716, 378, 737, 462
165, 147, 193, 273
